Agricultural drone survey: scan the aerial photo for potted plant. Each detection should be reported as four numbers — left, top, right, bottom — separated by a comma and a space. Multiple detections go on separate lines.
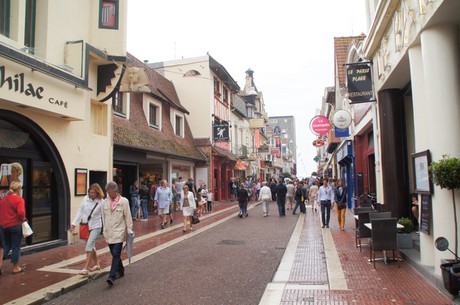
429, 155, 460, 295
397, 217, 414, 249
429, 155, 460, 257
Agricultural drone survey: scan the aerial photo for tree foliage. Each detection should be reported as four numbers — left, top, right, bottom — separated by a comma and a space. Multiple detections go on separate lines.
429, 155, 460, 190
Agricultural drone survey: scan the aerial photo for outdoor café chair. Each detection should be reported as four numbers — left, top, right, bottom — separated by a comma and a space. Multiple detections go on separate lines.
355, 210, 376, 251
369, 217, 400, 269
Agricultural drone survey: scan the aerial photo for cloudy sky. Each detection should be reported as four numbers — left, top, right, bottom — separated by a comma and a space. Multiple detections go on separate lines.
127, 0, 368, 177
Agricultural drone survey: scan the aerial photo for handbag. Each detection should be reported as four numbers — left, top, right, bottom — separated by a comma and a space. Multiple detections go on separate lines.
22, 221, 33, 237
80, 201, 99, 240
79, 223, 90, 240
337, 202, 347, 210
191, 211, 200, 225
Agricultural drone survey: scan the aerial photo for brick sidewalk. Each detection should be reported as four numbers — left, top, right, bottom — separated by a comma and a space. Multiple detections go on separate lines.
261, 205, 456, 305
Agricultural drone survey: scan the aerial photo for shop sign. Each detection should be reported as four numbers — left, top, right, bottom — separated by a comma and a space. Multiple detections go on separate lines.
255, 129, 260, 148
249, 118, 265, 128
273, 125, 281, 136
213, 121, 229, 141
271, 147, 281, 158
0, 62, 84, 120
310, 115, 330, 136
335, 127, 349, 138
312, 138, 325, 147
346, 63, 374, 103
333, 110, 352, 129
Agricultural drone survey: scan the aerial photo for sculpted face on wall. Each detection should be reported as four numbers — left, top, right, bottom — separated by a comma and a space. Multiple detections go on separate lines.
120, 67, 150, 92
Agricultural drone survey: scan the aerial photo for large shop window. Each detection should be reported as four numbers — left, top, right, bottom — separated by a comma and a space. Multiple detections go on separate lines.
0, 117, 58, 245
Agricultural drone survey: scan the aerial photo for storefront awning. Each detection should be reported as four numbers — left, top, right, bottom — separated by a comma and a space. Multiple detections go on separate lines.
212, 146, 237, 161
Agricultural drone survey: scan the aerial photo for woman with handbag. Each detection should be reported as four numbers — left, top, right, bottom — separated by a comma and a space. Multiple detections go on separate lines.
0, 181, 26, 274
179, 185, 196, 232
70, 183, 104, 275
334, 179, 347, 231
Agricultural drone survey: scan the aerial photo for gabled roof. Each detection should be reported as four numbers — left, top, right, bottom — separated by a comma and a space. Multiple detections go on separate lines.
126, 53, 189, 114
209, 55, 240, 92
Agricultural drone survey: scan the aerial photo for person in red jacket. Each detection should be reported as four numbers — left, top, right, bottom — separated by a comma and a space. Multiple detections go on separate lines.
0, 181, 26, 274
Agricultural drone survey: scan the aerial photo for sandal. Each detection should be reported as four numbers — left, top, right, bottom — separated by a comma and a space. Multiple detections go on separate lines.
90, 265, 101, 272
78, 269, 89, 275
12, 267, 25, 274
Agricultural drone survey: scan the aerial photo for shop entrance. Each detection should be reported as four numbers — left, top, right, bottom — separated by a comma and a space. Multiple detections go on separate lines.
0, 110, 70, 246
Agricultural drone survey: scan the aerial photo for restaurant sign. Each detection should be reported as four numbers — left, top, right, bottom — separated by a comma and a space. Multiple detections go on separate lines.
213, 121, 229, 142
310, 115, 330, 136
346, 63, 374, 104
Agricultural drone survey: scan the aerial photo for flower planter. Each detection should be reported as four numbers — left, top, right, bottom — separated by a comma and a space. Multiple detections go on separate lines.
397, 233, 413, 249
441, 262, 460, 295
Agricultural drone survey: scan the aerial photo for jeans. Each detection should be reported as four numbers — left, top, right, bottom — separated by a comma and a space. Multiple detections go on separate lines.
140, 199, 148, 219
261, 199, 270, 215
2, 224, 22, 264
108, 242, 124, 279
131, 196, 139, 219
320, 200, 331, 226
238, 202, 248, 216
276, 196, 286, 216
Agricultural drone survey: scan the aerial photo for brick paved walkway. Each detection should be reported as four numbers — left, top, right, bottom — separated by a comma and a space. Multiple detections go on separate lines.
260, 205, 456, 305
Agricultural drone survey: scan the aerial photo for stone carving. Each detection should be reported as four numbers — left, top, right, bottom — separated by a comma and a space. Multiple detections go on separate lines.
120, 67, 150, 92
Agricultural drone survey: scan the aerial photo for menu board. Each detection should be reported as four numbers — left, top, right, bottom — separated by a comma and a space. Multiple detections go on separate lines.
420, 194, 431, 234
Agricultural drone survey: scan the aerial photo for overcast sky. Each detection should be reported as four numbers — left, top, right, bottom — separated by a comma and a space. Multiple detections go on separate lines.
127, 0, 368, 177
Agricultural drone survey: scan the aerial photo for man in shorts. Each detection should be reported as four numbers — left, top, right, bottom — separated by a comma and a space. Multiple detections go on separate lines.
154, 180, 172, 229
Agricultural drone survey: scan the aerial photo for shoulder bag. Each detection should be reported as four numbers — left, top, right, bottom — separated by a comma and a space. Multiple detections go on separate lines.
80, 202, 99, 240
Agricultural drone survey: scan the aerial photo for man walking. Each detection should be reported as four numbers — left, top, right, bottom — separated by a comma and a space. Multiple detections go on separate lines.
275, 179, 287, 217
258, 181, 272, 217
102, 181, 133, 286
318, 178, 333, 228
154, 180, 172, 229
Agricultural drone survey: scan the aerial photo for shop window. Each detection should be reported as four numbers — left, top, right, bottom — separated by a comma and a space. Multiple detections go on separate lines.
99, 0, 118, 29
91, 101, 108, 136
0, 0, 10, 37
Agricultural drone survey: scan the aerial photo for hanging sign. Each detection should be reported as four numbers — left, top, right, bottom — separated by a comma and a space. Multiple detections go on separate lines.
335, 127, 350, 138
346, 63, 374, 103
312, 138, 325, 147
310, 115, 330, 136
213, 121, 229, 141
333, 110, 352, 129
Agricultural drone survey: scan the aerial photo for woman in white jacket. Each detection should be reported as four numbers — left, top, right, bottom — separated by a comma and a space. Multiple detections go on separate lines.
180, 185, 196, 232
70, 183, 104, 275
258, 181, 272, 217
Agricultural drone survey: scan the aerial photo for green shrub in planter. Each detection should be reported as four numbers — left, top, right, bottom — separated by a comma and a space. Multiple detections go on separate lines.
429, 155, 460, 257
398, 217, 415, 234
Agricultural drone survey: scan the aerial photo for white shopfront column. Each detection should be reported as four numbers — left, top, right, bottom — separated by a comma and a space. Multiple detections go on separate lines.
408, 45, 433, 267
421, 23, 460, 271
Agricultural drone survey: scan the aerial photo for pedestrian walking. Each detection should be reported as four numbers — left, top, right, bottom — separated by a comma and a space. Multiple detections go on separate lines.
175, 177, 185, 212
301, 181, 308, 213
102, 181, 134, 286
0, 182, 26, 274
275, 179, 287, 216
70, 183, 104, 275
230, 179, 238, 202
258, 181, 271, 217
180, 185, 196, 232
309, 181, 319, 212
270, 179, 277, 201
139, 181, 150, 221
237, 184, 249, 218
334, 179, 347, 231
292, 183, 303, 215
286, 180, 295, 210
129, 180, 140, 221
318, 178, 333, 228
154, 180, 172, 229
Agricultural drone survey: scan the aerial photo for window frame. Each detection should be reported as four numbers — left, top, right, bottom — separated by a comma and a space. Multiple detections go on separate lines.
0, 0, 10, 38
24, 0, 36, 53
99, 0, 119, 29
171, 109, 185, 138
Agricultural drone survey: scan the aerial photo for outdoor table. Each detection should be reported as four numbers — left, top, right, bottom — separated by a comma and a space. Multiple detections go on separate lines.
364, 223, 404, 230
